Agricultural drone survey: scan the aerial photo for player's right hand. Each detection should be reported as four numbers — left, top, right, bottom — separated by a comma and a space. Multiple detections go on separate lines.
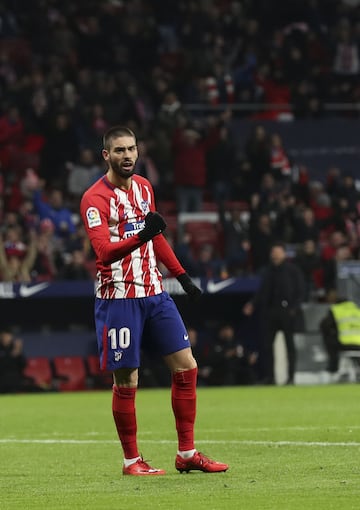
138, 211, 167, 242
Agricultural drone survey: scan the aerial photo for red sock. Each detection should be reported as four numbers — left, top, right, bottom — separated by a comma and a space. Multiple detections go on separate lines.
171, 367, 197, 451
112, 386, 139, 459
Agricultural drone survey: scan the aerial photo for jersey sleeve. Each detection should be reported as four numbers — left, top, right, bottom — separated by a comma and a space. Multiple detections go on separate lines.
142, 179, 185, 277
80, 192, 143, 266
152, 234, 185, 277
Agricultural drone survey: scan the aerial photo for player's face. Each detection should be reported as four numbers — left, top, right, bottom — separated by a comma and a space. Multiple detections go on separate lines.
103, 135, 138, 180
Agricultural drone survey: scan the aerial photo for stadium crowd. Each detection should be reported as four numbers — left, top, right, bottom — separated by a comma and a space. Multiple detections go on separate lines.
1, 0, 359, 295
0, 0, 360, 388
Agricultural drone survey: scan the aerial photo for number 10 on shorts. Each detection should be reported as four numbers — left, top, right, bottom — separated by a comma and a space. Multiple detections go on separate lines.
109, 327, 131, 349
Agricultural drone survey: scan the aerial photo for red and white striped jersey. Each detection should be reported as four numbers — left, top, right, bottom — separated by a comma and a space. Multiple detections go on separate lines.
80, 174, 185, 299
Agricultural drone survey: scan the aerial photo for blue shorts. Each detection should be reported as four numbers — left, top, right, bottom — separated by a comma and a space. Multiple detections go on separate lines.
95, 292, 190, 371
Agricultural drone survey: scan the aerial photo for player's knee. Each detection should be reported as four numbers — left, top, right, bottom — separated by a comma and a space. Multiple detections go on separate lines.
164, 348, 197, 372
113, 367, 138, 387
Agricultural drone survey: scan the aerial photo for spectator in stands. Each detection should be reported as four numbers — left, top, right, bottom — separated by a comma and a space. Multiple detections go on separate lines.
204, 322, 258, 386
39, 112, 78, 188
172, 127, 205, 212
189, 244, 227, 280
269, 133, 292, 183
271, 192, 297, 244
292, 206, 320, 244
244, 125, 271, 187
67, 148, 103, 208
325, 166, 342, 200
256, 173, 286, 220
294, 239, 323, 301
59, 249, 92, 280
335, 174, 360, 217
249, 204, 275, 272
192, 243, 228, 279
32, 219, 59, 282
172, 119, 219, 212
308, 181, 334, 232
152, 90, 189, 185
232, 159, 256, 199
220, 203, 251, 276
1, 211, 22, 233
135, 139, 160, 195
0, 227, 37, 282
32, 184, 76, 241
332, 19, 359, 112
291, 79, 324, 119
0, 329, 28, 393
174, 231, 197, 274
206, 122, 237, 207
321, 230, 348, 263
323, 243, 354, 294
0, 105, 24, 159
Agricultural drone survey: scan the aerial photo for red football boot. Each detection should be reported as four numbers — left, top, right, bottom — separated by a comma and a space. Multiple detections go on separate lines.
175, 451, 229, 473
123, 457, 166, 476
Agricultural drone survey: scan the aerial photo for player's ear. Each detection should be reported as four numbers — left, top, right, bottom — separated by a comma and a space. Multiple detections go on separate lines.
102, 148, 109, 161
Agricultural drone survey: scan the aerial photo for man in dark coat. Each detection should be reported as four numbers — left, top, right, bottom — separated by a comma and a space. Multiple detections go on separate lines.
243, 242, 305, 384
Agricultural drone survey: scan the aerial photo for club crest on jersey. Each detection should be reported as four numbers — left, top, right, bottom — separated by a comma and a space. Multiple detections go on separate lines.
141, 200, 149, 214
86, 207, 102, 228
114, 351, 123, 361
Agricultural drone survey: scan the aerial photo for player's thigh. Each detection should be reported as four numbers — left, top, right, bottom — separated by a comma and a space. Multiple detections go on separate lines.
145, 292, 191, 357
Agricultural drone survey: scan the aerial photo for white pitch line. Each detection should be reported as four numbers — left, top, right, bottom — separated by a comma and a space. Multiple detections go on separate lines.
1, 439, 360, 447
198, 426, 360, 433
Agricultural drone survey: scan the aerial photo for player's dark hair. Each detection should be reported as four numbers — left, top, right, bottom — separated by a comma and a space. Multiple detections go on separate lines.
103, 126, 136, 150
271, 241, 286, 250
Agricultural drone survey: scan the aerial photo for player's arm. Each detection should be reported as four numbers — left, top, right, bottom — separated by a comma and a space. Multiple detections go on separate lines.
152, 234, 185, 277
80, 196, 144, 265
86, 226, 143, 265
153, 234, 202, 301
147, 181, 202, 300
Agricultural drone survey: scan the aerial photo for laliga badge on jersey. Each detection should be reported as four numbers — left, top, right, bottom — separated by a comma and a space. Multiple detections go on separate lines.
86, 207, 102, 228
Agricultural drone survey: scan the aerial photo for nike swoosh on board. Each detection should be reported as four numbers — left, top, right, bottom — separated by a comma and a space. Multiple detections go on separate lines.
206, 278, 236, 294
19, 282, 50, 298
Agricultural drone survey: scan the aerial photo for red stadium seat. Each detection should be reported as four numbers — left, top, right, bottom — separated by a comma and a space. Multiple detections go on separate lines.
157, 200, 177, 215
86, 355, 113, 389
23, 357, 53, 389
53, 356, 87, 391
202, 201, 219, 212
184, 221, 223, 257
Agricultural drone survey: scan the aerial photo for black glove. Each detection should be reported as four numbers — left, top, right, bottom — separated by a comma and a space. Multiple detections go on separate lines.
138, 212, 167, 242
177, 273, 202, 302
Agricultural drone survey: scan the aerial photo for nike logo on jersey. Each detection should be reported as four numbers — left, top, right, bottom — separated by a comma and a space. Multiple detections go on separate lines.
19, 282, 49, 298
184, 334, 189, 341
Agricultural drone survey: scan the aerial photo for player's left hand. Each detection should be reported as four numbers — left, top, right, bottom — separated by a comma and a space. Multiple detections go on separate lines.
177, 273, 202, 302
138, 211, 167, 242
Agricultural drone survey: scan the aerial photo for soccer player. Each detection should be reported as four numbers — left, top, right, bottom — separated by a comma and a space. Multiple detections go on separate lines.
80, 126, 228, 476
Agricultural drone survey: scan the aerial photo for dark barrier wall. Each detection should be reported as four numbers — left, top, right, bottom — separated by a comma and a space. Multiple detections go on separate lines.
0, 278, 259, 358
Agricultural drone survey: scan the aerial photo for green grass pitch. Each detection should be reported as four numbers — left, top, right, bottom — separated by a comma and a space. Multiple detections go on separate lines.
1, 384, 360, 510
